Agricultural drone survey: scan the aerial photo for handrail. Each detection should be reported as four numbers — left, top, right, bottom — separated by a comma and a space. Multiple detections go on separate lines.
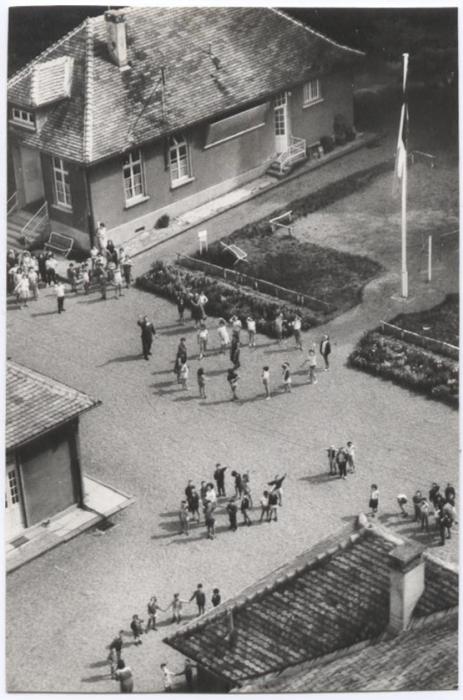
275, 136, 306, 173
20, 201, 49, 244
7, 192, 18, 216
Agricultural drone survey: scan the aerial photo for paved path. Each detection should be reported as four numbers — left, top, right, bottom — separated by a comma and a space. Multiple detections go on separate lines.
6, 264, 458, 692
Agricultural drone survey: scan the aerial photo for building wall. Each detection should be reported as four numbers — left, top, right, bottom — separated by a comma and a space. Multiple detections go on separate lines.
18, 422, 82, 527
289, 70, 354, 145
88, 107, 275, 246
41, 154, 92, 247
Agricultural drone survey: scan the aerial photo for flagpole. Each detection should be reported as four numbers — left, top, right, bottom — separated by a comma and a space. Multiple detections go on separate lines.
401, 53, 409, 298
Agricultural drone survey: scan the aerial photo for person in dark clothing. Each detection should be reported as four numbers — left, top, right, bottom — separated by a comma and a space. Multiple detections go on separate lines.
230, 334, 241, 369
189, 294, 203, 328
445, 483, 456, 503
268, 474, 286, 506
186, 485, 200, 523
226, 499, 238, 531
211, 588, 221, 607
189, 584, 206, 615
336, 448, 348, 480
214, 464, 227, 497
268, 491, 279, 521
227, 368, 239, 400
231, 470, 243, 498
438, 509, 453, 545
108, 631, 124, 664
204, 506, 215, 539
145, 596, 161, 632
130, 615, 143, 645
320, 334, 331, 370
106, 240, 118, 266
412, 490, 423, 522
174, 338, 187, 381
37, 252, 47, 285
114, 659, 134, 693
176, 292, 186, 324
181, 660, 196, 692
137, 315, 156, 360
240, 493, 252, 525
429, 482, 441, 508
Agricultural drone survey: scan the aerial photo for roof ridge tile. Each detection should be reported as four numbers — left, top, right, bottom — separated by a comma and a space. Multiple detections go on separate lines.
83, 18, 94, 162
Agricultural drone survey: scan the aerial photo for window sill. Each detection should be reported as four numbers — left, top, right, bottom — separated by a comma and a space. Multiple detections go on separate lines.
51, 203, 73, 214
302, 98, 324, 110
170, 176, 195, 190
124, 195, 150, 210
8, 120, 36, 131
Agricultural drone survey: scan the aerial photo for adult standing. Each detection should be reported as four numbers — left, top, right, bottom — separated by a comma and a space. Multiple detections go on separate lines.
114, 659, 134, 693
336, 448, 348, 480
213, 464, 227, 497
137, 315, 156, 360
45, 253, 58, 286
320, 334, 331, 370
120, 248, 133, 288
55, 280, 65, 314
106, 240, 118, 266
292, 313, 303, 350
274, 311, 284, 345
96, 221, 108, 251
189, 584, 206, 615
230, 333, 240, 369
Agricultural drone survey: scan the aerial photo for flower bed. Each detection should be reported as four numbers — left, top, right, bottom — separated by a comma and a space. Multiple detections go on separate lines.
389, 294, 459, 347
348, 330, 459, 408
136, 261, 325, 337
189, 160, 389, 313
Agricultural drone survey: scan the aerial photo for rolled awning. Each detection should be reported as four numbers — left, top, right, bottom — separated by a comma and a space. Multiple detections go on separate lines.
205, 103, 268, 149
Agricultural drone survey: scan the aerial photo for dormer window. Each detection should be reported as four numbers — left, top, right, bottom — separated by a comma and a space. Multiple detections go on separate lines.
11, 107, 35, 129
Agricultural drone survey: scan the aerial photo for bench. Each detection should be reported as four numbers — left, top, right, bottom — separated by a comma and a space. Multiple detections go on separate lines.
220, 241, 248, 265
44, 232, 74, 258
269, 210, 293, 234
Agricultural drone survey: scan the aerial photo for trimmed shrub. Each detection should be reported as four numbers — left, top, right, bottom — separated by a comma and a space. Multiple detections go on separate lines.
320, 135, 335, 154
155, 214, 170, 229
136, 261, 322, 337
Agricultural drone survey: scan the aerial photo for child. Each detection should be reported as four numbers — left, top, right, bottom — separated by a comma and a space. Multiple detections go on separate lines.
176, 292, 186, 324
204, 508, 215, 540
397, 493, 408, 517
259, 491, 270, 522
166, 593, 188, 624
346, 441, 356, 472
412, 490, 423, 522
282, 362, 291, 393
130, 614, 144, 645
226, 499, 238, 531
217, 318, 230, 352
179, 360, 189, 390
179, 500, 190, 535
292, 313, 303, 350
369, 484, 379, 517
268, 491, 279, 522
262, 366, 271, 400
146, 596, 162, 632
227, 368, 239, 401
247, 316, 256, 348
301, 346, 317, 384
274, 312, 283, 345
197, 322, 208, 360
81, 263, 90, 295
197, 367, 207, 399
240, 493, 252, 526
113, 266, 123, 298
327, 446, 337, 475
55, 281, 65, 313
211, 588, 221, 607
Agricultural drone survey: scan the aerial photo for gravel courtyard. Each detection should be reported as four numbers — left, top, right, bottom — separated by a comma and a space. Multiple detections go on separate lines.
6, 268, 458, 691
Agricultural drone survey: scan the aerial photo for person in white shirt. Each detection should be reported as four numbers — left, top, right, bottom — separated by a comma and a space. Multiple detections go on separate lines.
160, 663, 178, 692
247, 316, 256, 347
113, 267, 123, 298
96, 222, 107, 251
292, 313, 302, 350
345, 441, 356, 472
197, 322, 208, 360
15, 274, 30, 308
262, 366, 271, 399
55, 281, 65, 313
27, 268, 39, 301
45, 253, 58, 286
217, 319, 230, 352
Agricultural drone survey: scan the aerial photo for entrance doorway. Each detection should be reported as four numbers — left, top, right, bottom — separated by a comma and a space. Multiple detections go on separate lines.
20, 146, 44, 206
5, 460, 25, 540
274, 92, 290, 154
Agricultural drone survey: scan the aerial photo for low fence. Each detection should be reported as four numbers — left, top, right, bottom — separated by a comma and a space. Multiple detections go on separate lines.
176, 253, 333, 313
379, 320, 459, 360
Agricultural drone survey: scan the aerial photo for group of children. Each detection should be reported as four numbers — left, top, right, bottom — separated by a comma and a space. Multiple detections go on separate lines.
178, 467, 287, 539
326, 442, 356, 479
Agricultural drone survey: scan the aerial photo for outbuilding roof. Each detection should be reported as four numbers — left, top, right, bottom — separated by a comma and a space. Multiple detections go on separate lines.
163, 524, 458, 687
6, 361, 100, 450
8, 7, 363, 164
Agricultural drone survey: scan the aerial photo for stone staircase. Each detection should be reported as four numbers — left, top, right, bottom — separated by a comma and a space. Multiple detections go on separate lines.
7, 204, 50, 252
266, 135, 308, 180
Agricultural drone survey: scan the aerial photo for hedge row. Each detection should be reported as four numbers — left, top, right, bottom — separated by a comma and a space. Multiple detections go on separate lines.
348, 330, 459, 408
389, 293, 459, 348
136, 261, 324, 337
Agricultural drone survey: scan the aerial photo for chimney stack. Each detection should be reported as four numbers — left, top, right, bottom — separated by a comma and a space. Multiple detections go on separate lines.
105, 10, 128, 69
388, 543, 425, 634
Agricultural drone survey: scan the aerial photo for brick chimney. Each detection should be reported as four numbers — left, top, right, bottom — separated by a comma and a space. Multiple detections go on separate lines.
105, 10, 128, 69
388, 543, 425, 634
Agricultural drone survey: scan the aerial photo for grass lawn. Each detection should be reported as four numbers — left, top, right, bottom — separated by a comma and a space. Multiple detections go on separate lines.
390, 294, 459, 347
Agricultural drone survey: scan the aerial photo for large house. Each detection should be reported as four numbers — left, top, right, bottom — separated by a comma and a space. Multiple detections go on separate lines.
164, 522, 458, 692
7, 7, 363, 251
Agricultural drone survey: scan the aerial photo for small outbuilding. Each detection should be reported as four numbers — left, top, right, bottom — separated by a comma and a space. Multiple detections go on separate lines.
6, 360, 100, 541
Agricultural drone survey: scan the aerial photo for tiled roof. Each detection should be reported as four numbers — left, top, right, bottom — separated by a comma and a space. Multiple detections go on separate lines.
238, 608, 458, 692
164, 525, 458, 686
6, 361, 100, 450
7, 7, 364, 163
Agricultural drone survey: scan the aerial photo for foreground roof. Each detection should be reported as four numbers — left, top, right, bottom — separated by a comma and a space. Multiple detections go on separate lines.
238, 608, 458, 693
6, 361, 100, 450
8, 7, 363, 163
164, 524, 458, 686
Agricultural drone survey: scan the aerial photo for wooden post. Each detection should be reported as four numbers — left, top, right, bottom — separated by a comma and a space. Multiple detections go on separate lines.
427, 235, 432, 282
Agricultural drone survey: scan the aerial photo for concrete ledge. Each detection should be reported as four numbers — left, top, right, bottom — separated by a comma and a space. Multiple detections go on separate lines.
6, 475, 135, 574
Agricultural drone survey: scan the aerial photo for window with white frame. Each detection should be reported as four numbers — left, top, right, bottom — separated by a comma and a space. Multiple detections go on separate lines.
123, 150, 145, 203
303, 79, 322, 106
169, 134, 191, 185
52, 157, 72, 209
11, 107, 36, 128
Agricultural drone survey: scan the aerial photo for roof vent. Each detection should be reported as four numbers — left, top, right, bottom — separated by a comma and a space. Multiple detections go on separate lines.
105, 10, 129, 69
